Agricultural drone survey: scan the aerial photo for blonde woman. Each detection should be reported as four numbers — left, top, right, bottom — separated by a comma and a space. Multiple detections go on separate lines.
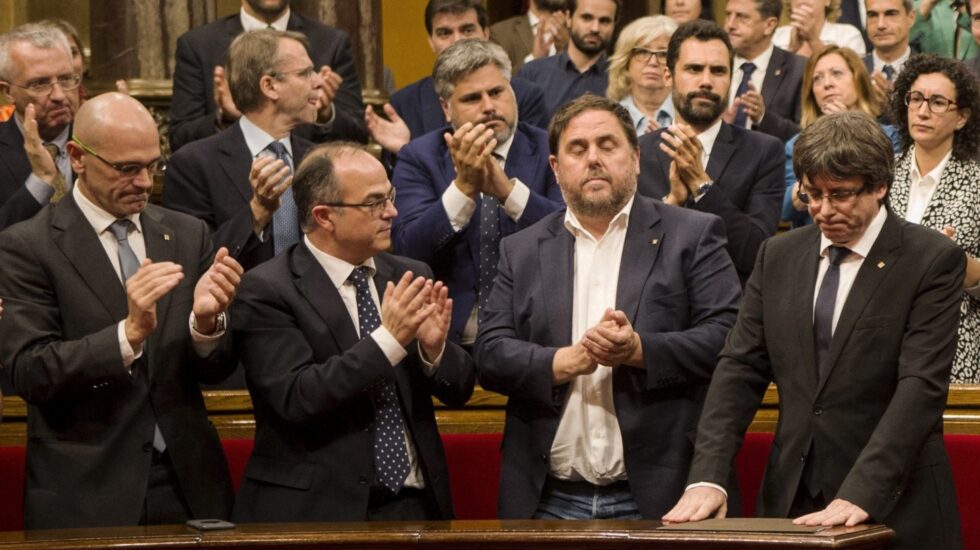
607, 16, 678, 134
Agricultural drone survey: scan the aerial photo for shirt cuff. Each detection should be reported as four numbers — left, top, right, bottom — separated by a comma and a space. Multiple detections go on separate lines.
189, 312, 226, 357
417, 342, 444, 376
502, 178, 529, 221
685, 481, 728, 498
443, 181, 477, 232
117, 321, 141, 374
371, 326, 409, 366
25, 173, 54, 205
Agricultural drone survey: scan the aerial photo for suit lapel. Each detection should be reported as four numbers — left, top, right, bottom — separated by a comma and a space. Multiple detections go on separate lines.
705, 123, 736, 182
140, 207, 178, 342
218, 124, 254, 203
760, 50, 784, 111
615, 198, 663, 322
504, 126, 538, 192
292, 244, 360, 351
51, 195, 127, 320
817, 213, 902, 392
539, 215, 575, 346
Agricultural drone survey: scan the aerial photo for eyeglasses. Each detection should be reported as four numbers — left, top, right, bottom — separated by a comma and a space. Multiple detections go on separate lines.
324, 188, 396, 216
5, 74, 81, 96
797, 185, 868, 206
630, 48, 668, 64
272, 66, 316, 80
905, 91, 958, 113
72, 136, 167, 178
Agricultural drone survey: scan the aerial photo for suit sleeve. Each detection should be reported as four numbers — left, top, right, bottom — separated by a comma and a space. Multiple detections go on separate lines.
475, 236, 559, 407
754, 110, 800, 143
694, 135, 784, 280
0, 230, 132, 403
162, 150, 263, 261
390, 145, 460, 263
514, 79, 549, 129
836, 244, 965, 520
638, 215, 741, 388
169, 34, 219, 153
686, 239, 775, 487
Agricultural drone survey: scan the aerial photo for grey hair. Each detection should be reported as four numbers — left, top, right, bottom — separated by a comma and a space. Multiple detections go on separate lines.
0, 23, 72, 81
433, 39, 511, 101
227, 29, 310, 114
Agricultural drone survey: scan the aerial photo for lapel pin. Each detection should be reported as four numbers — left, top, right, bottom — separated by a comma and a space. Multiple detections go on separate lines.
774, 69, 781, 76
877, 260, 885, 269
651, 238, 659, 245
163, 234, 171, 241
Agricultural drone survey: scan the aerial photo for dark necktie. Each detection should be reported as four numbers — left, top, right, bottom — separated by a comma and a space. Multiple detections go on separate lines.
733, 62, 756, 129
108, 219, 167, 452
813, 246, 851, 381
478, 155, 504, 312
348, 266, 410, 493
882, 64, 895, 81
267, 141, 299, 255
42, 143, 68, 203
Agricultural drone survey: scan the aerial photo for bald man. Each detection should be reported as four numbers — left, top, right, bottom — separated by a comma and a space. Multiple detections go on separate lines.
0, 93, 244, 529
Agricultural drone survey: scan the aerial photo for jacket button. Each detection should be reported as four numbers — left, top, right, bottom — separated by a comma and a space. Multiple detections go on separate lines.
358, 476, 368, 485
813, 406, 823, 416
539, 453, 548, 462
142, 442, 153, 453
800, 452, 806, 462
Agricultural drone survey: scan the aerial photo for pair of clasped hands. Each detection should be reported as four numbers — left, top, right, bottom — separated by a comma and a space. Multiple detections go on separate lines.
377, 271, 454, 362
552, 309, 642, 385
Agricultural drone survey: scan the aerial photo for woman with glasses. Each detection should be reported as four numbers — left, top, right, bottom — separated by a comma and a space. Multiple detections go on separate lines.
782, 45, 899, 227
887, 54, 980, 383
606, 16, 678, 135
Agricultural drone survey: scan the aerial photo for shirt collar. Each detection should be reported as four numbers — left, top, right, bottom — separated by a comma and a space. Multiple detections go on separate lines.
72, 182, 142, 236
303, 235, 378, 290
494, 127, 517, 162
240, 7, 290, 31
239, 115, 293, 159
819, 204, 887, 259
620, 95, 674, 131
734, 43, 774, 75
563, 194, 635, 240
873, 47, 911, 73
697, 118, 724, 158
14, 116, 70, 150
560, 50, 608, 74
909, 144, 953, 184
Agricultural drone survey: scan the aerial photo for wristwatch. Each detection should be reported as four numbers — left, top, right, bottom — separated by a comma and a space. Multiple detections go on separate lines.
694, 180, 713, 202
192, 311, 227, 335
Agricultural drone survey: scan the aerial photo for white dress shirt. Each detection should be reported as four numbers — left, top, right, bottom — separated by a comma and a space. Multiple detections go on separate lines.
729, 44, 775, 128
303, 236, 440, 488
904, 146, 951, 225
773, 22, 867, 56
548, 196, 634, 485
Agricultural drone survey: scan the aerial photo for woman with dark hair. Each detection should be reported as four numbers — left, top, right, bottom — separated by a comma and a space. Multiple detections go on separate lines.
661, 0, 714, 24
887, 53, 980, 383
782, 45, 899, 227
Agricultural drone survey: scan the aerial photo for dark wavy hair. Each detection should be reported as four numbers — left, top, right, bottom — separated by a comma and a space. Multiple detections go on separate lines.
890, 53, 980, 160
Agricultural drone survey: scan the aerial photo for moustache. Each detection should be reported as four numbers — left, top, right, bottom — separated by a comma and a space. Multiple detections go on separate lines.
686, 91, 722, 103
477, 114, 508, 125
581, 169, 612, 185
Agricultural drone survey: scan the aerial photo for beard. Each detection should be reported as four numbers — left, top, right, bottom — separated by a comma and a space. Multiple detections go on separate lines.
674, 89, 726, 126
245, 0, 290, 19
570, 28, 610, 56
564, 167, 634, 219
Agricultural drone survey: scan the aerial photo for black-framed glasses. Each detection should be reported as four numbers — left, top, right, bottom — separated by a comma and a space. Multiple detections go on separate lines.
72, 136, 167, 178
797, 185, 868, 206
905, 91, 958, 113
324, 188, 396, 216
4, 73, 81, 96
630, 48, 668, 64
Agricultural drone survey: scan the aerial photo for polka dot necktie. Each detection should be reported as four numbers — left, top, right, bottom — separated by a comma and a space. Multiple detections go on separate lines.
348, 266, 410, 492
478, 155, 504, 312
267, 141, 299, 255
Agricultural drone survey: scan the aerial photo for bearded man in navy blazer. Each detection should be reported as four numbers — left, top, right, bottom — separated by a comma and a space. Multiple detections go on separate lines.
475, 95, 741, 520
392, 39, 563, 347
638, 20, 783, 285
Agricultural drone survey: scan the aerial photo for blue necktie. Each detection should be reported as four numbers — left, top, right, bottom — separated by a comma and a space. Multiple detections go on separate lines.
814, 246, 851, 382
267, 141, 299, 255
882, 64, 895, 81
348, 266, 410, 493
733, 62, 756, 129
108, 219, 167, 453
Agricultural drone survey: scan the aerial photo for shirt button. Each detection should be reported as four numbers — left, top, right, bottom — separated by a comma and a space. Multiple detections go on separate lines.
813, 407, 823, 416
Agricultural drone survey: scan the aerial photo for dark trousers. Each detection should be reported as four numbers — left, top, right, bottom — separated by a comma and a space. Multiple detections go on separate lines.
140, 450, 193, 525
366, 486, 440, 521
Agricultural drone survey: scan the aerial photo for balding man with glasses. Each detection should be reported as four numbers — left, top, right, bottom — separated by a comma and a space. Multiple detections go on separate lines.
0, 22, 81, 232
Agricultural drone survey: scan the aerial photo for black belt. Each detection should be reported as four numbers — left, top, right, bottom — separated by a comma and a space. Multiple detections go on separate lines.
546, 476, 630, 493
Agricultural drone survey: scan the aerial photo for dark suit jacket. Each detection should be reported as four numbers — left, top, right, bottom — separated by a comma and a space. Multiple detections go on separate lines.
637, 122, 784, 284
391, 122, 564, 341
163, 121, 312, 272
689, 214, 964, 550
230, 244, 475, 522
169, 12, 366, 152
390, 75, 549, 137
0, 196, 235, 529
475, 195, 742, 519
753, 47, 806, 141
0, 118, 71, 232
490, 14, 533, 73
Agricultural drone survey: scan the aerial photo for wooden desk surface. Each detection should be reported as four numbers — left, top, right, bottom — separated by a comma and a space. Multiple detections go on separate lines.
0, 519, 894, 549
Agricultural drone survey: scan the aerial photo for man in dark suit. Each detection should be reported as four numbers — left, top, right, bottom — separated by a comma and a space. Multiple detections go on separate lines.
165, 29, 319, 273
490, 0, 568, 73
365, 0, 547, 157
724, 0, 807, 141
0, 93, 243, 529
475, 94, 741, 520
665, 112, 964, 550
392, 39, 564, 347
0, 23, 80, 232
862, 0, 916, 121
168, 0, 366, 152
639, 20, 783, 284
231, 142, 475, 522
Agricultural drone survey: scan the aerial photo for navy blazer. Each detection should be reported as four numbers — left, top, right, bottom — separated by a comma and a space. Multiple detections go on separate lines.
169, 12, 366, 152
231, 245, 475, 522
475, 195, 742, 519
163, 121, 312, 272
391, 122, 563, 341
637, 122, 784, 284
390, 75, 549, 137
752, 47, 806, 141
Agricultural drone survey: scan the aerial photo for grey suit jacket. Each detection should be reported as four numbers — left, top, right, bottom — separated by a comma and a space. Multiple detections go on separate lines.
0, 195, 236, 529
689, 213, 964, 550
